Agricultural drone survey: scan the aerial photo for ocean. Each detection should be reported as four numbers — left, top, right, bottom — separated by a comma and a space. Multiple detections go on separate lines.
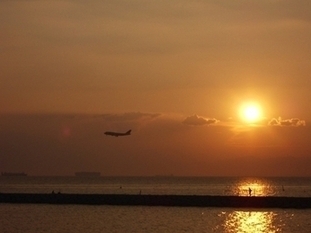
1, 176, 311, 232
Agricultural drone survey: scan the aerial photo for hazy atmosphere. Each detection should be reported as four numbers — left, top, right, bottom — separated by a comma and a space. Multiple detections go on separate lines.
1, 0, 311, 176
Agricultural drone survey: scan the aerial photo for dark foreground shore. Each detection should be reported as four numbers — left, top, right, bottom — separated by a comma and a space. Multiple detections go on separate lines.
1, 193, 311, 209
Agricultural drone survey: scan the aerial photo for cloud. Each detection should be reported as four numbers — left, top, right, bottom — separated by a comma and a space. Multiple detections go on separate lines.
268, 117, 306, 127
101, 112, 161, 121
2, 113, 311, 176
182, 114, 219, 126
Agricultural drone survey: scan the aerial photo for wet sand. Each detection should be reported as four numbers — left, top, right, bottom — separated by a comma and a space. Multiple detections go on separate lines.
1, 193, 311, 208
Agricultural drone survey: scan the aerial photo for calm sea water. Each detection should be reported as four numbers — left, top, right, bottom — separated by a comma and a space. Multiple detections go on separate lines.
1, 176, 311, 232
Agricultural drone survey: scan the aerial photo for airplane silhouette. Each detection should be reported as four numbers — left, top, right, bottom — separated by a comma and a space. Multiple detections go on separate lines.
104, 130, 131, 137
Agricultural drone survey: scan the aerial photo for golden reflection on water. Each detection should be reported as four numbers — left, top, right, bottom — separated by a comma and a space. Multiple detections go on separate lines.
235, 178, 275, 196
223, 178, 281, 233
224, 211, 280, 233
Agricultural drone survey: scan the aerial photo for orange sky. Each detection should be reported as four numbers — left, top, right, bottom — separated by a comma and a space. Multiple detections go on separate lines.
1, 1, 311, 176
0, 113, 310, 176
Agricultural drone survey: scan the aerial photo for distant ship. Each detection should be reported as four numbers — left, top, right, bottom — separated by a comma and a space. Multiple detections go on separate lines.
75, 172, 101, 177
1, 172, 27, 177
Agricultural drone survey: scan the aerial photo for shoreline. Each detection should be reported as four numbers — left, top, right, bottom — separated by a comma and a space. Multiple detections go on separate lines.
1, 193, 311, 208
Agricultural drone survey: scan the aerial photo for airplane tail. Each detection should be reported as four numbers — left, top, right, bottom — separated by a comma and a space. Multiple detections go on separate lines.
126, 130, 131, 135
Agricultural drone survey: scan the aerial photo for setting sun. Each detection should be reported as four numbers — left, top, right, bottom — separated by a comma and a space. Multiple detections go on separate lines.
240, 103, 262, 123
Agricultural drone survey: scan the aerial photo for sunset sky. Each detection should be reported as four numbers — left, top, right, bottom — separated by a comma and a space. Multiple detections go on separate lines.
1, 0, 311, 176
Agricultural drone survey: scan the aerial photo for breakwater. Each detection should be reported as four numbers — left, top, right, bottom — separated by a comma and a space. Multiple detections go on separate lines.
1, 193, 311, 209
